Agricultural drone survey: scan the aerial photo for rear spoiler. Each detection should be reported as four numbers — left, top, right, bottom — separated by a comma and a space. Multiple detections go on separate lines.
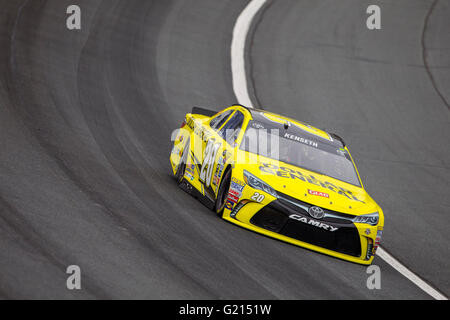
191, 107, 218, 117
330, 133, 346, 147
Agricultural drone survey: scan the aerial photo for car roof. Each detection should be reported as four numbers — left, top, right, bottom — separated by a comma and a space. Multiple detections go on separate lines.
240, 107, 345, 148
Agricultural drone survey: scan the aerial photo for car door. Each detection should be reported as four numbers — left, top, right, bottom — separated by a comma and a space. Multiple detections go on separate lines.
198, 108, 234, 191
203, 110, 246, 194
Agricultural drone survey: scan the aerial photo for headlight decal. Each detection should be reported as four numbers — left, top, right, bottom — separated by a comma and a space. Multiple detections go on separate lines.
352, 212, 379, 226
243, 170, 277, 198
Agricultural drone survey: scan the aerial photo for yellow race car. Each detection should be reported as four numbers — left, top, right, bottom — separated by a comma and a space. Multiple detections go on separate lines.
170, 104, 383, 265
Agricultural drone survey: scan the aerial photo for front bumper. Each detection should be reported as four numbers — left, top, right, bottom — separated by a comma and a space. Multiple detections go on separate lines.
223, 193, 380, 265
251, 200, 362, 257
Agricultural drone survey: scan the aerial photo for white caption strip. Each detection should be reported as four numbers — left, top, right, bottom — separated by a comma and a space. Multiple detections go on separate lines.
230, 0, 447, 300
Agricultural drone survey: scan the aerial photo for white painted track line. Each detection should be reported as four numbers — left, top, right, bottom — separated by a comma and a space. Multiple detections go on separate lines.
231, 0, 447, 300
377, 247, 447, 300
231, 0, 267, 108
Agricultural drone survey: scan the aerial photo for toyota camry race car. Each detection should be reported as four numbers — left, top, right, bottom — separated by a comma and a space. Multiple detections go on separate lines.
170, 105, 384, 264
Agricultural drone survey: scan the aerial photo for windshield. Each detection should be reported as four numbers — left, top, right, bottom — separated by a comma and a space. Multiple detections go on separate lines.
239, 126, 361, 186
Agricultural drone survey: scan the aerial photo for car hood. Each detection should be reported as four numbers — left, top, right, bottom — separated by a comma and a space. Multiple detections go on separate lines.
242, 158, 378, 215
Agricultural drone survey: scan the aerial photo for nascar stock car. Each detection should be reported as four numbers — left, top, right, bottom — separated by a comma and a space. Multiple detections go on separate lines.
170, 104, 383, 264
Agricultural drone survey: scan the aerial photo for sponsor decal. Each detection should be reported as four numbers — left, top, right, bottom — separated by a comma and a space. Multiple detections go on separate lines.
374, 230, 382, 252
227, 193, 239, 203
259, 163, 365, 203
228, 189, 241, 197
225, 199, 235, 210
171, 145, 181, 156
225, 178, 246, 210
186, 117, 195, 130
337, 148, 346, 157
213, 172, 221, 186
185, 172, 194, 181
227, 188, 241, 203
185, 163, 195, 175
308, 189, 329, 198
289, 214, 338, 232
188, 117, 213, 143
230, 178, 245, 192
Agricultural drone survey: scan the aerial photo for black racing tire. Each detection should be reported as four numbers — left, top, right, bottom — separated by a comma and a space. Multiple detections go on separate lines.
214, 167, 231, 217
175, 139, 190, 184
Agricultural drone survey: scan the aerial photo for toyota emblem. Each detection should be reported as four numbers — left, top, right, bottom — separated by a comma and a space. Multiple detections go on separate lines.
308, 206, 324, 219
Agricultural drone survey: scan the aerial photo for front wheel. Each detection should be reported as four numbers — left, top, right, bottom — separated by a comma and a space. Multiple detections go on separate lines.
214, 168, 231, 217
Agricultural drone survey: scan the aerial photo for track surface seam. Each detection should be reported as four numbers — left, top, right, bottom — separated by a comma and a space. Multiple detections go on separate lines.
421, 0, 450, 111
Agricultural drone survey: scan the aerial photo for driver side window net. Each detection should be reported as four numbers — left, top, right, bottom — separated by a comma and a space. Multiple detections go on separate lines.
219, 111, 245, 145
210, 110, 233, 131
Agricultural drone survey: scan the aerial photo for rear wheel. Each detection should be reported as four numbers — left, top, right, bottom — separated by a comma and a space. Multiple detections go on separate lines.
175, 139, 190, 184
215, 168, 231, 217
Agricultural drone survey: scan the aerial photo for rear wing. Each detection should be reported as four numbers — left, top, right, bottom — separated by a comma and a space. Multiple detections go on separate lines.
191, 107, 218, 117
330, 133, 346, 147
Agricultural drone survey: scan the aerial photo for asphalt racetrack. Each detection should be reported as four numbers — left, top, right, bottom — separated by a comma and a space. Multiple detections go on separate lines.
0, 0, 448, 299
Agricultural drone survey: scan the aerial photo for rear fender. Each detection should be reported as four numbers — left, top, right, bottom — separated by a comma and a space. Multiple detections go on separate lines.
170, 115, 194, 175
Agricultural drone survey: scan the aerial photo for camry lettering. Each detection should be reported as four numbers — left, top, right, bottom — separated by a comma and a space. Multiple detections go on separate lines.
289, 214, 338, 232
